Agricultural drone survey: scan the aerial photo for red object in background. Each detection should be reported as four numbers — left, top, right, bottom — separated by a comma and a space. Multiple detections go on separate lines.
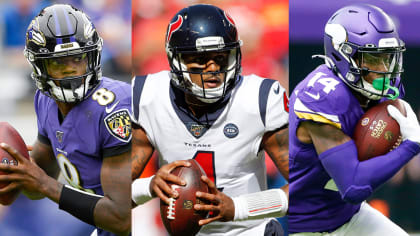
369, 199, 390, 217
0, 122, 30, 205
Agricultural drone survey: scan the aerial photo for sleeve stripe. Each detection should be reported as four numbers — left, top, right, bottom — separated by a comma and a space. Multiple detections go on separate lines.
132, 75, 147, 123
294, 98, 341, 123
295, 111, 342, 129
258, 79, 276, 126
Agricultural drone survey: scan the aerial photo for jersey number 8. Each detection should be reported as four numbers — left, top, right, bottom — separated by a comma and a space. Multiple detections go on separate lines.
57, 153, 95, 194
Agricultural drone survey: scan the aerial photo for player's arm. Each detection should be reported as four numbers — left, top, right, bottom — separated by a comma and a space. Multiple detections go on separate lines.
31, 139, 60, 179
263, 126, 289, 180
225, 126, 290, 222
57, 150, 131, 235
0, 142, 131, 235
22, 139, 60, 199
0, 137, 64, 202
301, 100, 420, 203
131, 125, 190, 205
131, 124, 154, 179
91, 150, 131, 235
193, 127, 290, 225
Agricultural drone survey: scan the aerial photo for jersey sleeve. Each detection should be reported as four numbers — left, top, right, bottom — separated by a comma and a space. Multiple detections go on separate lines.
34, 91, 51, 145
293, 74, 351, 130
131, 75, 147, 126
261, 80, 289, 131
130, 74, 156, 147
100, 85, 132, 158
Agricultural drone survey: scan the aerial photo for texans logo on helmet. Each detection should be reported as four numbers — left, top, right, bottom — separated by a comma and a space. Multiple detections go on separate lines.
224, 11, 236, 26
166, 15, 183, 42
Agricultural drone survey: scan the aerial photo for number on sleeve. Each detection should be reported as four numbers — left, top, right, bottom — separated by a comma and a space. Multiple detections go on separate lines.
307, 72, 340, 94
92, 88, 115, 106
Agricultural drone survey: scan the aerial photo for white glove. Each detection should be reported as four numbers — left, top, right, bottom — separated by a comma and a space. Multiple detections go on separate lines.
387, 100, 420, 144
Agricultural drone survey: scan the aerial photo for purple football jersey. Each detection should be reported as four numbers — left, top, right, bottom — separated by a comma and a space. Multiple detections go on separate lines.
34, 77, 132, 196
289, 64, 404, 233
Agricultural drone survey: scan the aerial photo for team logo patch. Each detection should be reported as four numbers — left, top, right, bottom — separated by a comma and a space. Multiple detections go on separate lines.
224, 123, 239, 138
56, 131, 64, 143
187, 123, 207, 138
361, 118, 369, 126
104, 109, 132, 142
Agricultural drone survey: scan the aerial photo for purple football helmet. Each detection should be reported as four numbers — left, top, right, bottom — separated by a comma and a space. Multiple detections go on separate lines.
323, 4, 405, 100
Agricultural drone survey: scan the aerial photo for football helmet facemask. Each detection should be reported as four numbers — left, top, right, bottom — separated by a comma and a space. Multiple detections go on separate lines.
165, 4, 242, 103
24, 4, 103, 103
323, 4, 405, 100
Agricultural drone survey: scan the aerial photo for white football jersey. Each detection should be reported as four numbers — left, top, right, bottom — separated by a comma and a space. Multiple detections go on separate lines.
131, 71, 288, 236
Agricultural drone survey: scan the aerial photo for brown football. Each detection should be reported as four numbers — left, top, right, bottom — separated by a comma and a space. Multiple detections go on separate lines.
353, 99, 406, 161
0, 122, 30, 205
160, 159, 209, 236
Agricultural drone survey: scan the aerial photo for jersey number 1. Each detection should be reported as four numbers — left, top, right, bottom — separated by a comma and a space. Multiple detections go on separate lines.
193, 151, 216, 186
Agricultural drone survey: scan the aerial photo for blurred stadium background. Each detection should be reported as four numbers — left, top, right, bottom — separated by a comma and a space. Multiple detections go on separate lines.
0, 0, 131, 235
132, 0, 288, 235
291, 0, 420, 235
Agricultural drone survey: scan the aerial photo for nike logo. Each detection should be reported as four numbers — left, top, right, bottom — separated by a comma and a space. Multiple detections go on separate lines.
105, 100, 120, 113
274, 85, 280, 94
304, 91, 320, 100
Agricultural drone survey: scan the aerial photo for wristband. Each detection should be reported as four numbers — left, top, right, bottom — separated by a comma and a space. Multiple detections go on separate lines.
58, 185, 102, 226
233, 189, 288, 221
132, 175, 154, 205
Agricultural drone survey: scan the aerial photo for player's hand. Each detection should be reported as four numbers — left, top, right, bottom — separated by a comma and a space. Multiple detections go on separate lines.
0, 143, 51, 196
387, 100, 420, 144
194, 175, 235, 225
150, 160, 190, 204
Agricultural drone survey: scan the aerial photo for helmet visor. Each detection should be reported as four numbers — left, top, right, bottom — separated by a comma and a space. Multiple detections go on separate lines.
356, 49, 404, 79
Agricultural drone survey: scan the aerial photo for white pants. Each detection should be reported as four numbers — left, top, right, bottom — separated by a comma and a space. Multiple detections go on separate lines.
290, 202, 408, 236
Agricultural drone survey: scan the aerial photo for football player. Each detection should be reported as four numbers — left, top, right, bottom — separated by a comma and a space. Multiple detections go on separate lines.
289, 4, 420, 236
131, 4, 289, 236
0, 4, 131, 236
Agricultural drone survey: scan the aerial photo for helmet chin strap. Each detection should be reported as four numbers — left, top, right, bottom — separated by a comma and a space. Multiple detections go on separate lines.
371, 77, 399, 100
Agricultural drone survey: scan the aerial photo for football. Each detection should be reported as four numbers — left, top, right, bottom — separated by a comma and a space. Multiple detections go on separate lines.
0, 122, 30, 205
353, 99, 406, 161
160, 159, 209, 236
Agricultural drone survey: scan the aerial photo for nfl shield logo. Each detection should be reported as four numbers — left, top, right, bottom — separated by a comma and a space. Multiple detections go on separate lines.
56, 131, 64, 143
187, 123, 207, 138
